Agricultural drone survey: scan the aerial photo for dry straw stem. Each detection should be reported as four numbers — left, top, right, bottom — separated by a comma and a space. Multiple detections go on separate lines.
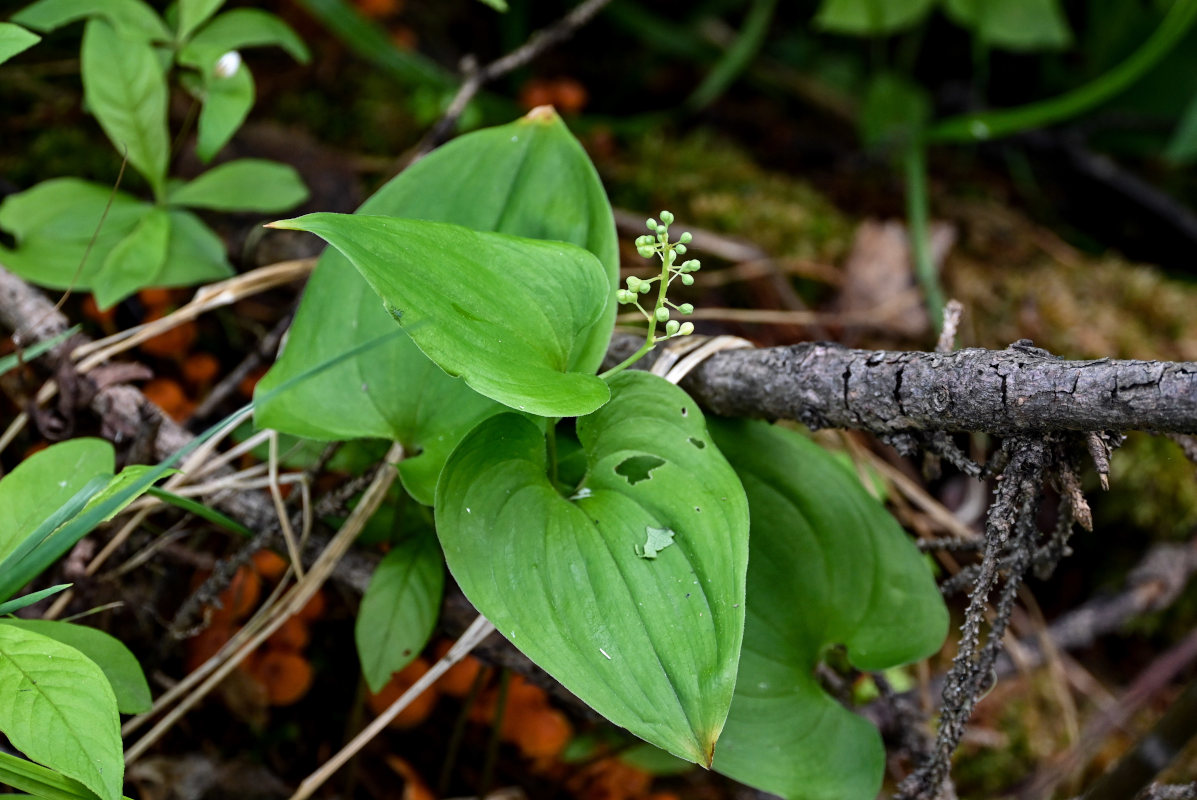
122, 442, 404, 764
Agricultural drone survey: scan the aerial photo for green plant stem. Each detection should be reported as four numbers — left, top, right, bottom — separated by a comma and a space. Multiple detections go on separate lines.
928, 0, 1197, 142
145, 486, 253, 537
686, 0, 778, 110
904, 141, 943, 333
599, 245, 675, 380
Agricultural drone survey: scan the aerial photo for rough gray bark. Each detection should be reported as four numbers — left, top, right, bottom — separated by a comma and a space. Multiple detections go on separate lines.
606, 333, 1197, 434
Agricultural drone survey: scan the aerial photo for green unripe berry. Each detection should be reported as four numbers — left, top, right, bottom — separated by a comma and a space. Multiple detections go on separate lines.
638, 282, 652, 294
679, 303, 694, 314
679, 232, 692, 244
674, 244, 687, 255
637, 245, 655, 258
679, 322, 695, 336
659, 210, 674, 225
626, 276, 641, 290
665, 320, 680, 335
646, 218, 657, 230
655, 307, 670, 322
681, 274, 695, 286
616, 289, 634, 304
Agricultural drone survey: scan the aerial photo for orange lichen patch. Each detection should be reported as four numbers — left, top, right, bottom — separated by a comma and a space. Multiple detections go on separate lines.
367, 657, 439, 728
142, 377, 194, 422
247, 650, 313, 705
296, 588, 325, 622
81, 295, 116, 326
139, 310, 197, 358
182, 352, 220, 387
252, 549, 288, 582
353, 0, 402, 17
567, 757, 653, 800
185, 622, 234, 674
137, 287, 174, 310
383, 755, 435, 800
211, 565, 261, 623
239, 367, 266, 398
267, 615, 310, 652
511, 707, 573, 759
518, 78, 588, 114
432, 640, 484, 697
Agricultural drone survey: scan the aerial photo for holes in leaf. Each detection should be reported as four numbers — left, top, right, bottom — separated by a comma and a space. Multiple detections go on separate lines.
680, 407, 688, 417
688, 437, 705, 449
614, 455, 665, 485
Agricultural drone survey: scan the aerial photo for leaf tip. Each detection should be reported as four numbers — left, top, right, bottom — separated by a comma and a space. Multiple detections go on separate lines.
523, 105, 560, 124
264, 218, 298, 231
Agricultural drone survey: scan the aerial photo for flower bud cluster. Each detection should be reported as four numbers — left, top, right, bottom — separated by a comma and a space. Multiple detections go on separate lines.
616, 210, 700, 342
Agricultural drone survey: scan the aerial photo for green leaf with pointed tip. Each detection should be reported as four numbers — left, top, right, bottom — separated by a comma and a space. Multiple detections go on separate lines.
193, 61, 254, 162
814, 0, 935, 35
0, 625, 123, 800
168, 159, 308, 212
708, 419, 948, 800
255, 109, 617, 504
176, 0, 225, 42
177, 8, 310, 70
0, 23, 40, 64
0, 439, 113, 565
81, 18, 169, 196
0, 179, 149, 290
0, 620, 151, 714
355, 530, 445, 693
13, 0, 170, 41
436, 371, 748, 765
944, 0, 1072, 51
94, 206, 170, 310
270, 214, 610, 417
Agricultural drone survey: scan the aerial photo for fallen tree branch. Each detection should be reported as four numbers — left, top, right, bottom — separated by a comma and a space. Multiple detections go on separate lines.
606, 333, 1197, 434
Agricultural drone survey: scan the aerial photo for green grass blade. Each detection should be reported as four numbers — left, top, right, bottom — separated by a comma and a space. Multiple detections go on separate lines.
0, 327, 80, 377
145, 486, 253, 538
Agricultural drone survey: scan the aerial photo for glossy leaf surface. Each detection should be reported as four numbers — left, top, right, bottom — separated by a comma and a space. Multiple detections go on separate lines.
0, 620, 151, 714
0, 626, 122, 800
355, 530, 445, 692
256, 109, 617, 503
708, 419, 948, 800
270, 214, 610, 417
436, 372, 748, 764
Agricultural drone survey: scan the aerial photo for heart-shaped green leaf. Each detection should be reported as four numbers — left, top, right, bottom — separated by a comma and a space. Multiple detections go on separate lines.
436, 371, 748, 765
0, 626, 122, 800
269, 214, 610, 417
708, 418, 948, 800
255, 108, 616, 504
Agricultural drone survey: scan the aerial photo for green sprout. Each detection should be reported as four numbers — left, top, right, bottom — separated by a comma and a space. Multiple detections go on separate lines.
600, 210, 699, 379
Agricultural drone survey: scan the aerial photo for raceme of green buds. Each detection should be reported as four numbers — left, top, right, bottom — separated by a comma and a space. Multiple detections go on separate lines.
618, 209, 698, 342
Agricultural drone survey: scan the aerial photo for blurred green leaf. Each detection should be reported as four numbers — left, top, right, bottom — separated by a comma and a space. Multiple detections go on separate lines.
176, 0, 224, 42
1165, 88, 1197, 163
944, 0, 1073, 51
814, 0, 935, 36
13, 0, 169, 41
0, 23, 40, 64
177, 8, 310, 69
193, 63, 254, 162
81, 19, 169, 195
94, 206, 170, 309
169, 159, 308, 212
858, 71, 931, 151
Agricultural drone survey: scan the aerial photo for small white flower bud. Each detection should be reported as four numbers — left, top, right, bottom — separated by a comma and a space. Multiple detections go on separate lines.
214, 51, 242, 78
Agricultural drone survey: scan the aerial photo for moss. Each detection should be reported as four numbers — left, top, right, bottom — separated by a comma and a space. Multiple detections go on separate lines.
601, 130, 853, 264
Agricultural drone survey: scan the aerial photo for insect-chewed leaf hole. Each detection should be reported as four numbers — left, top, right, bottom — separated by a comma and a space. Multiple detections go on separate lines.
688, 437, 705, 449
614, 455, 666, 485
680, 407, 688, 417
